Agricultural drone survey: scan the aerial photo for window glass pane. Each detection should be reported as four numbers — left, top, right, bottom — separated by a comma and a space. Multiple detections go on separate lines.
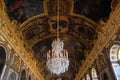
0, 63, 4, 75
103, 73, 108, 80
0, 46, 6, 60
29, 76, 31, 80
8, 72, 16, 80
112, 64, 120, 79
0, 46, 6, 76
21, 70, 26, 80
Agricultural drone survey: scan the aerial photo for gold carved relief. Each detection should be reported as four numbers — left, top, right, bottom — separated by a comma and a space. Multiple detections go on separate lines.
97, 55, 105, 72
11, 55, 21, 72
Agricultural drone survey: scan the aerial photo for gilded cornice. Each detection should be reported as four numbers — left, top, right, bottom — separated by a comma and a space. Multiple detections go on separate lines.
0, 2, 44, 80
75, 3, 120, 80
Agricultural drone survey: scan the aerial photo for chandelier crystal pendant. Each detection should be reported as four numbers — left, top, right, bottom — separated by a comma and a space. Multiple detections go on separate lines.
46, 0, 69, 75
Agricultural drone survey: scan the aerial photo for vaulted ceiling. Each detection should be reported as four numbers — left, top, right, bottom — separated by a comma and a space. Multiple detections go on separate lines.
4, 0, 112, 80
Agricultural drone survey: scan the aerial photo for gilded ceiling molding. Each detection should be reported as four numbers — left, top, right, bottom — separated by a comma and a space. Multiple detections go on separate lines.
0, 0, 4, 11
0, 7, 44, 80
19, 0, 73, 28
75, 3, 120, 80
20, 0, 97, 29
20, 14, 47, 29
111, 0, 120, 11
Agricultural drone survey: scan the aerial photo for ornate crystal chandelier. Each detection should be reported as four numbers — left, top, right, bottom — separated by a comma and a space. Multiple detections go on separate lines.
46, 0, 69, 75
46, 38, 69, 75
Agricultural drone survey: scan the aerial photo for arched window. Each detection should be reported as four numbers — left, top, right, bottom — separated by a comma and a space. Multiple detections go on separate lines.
86, 74, 91, 80
103, 72, 109, 80
0, 46, 6, 76
8, 72, 16, 80
28, 76, 31, 80
110, 44, 120, 80
91, 68, 98, 80
21, 70, 26, 80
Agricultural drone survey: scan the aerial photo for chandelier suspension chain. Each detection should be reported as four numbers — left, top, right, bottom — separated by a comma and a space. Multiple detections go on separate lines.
57, 0, 59, 39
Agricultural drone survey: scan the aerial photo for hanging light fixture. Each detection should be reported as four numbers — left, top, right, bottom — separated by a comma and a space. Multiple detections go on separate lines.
46, 0, 69, 75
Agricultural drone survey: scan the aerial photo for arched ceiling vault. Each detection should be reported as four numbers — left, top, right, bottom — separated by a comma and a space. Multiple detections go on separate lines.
3, 0, 113, 80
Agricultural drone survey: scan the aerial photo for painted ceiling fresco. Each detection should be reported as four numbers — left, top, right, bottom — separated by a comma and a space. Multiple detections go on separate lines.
4, 0, 112, 23
4, 0, 112, 80
4, 0, 44, 23
74, 0, 112, 21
